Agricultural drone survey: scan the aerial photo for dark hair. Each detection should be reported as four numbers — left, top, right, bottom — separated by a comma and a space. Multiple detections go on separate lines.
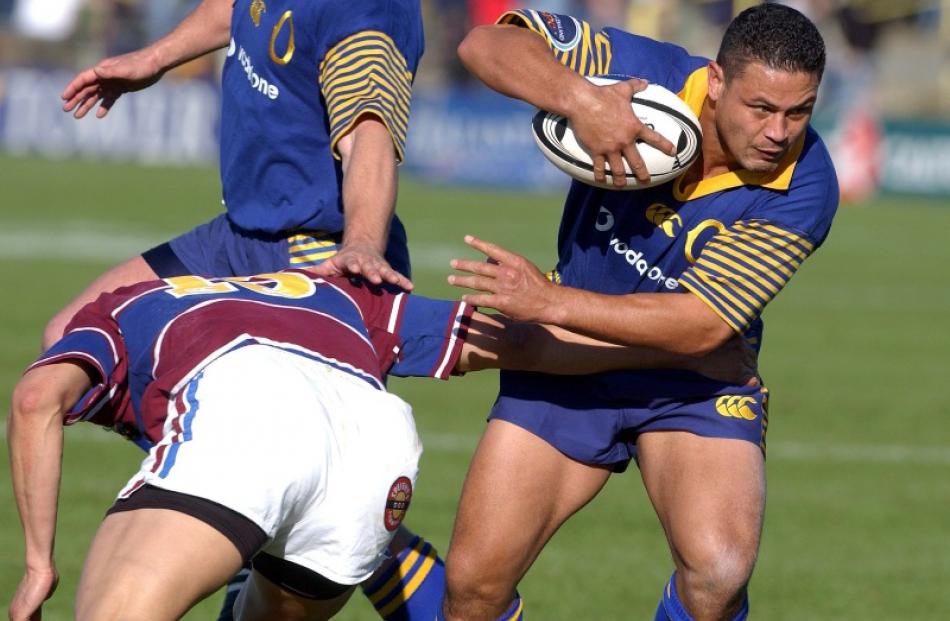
716, 2, 826, 81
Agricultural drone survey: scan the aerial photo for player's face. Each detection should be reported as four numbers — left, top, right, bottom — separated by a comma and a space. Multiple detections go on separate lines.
710, 61, 820, 173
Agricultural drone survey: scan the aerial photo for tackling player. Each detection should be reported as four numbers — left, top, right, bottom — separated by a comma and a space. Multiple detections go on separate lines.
7, 272, 754, 621
444, 4, 838, 621
54, 1, 445, 618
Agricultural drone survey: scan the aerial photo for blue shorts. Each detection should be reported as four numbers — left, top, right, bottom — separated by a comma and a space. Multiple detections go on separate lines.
490, 371, 769, 472
142, 213, 411, 279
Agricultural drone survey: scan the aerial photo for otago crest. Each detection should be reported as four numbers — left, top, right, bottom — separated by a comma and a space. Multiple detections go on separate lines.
646, 203, 683, 237
250, 0, 266, 27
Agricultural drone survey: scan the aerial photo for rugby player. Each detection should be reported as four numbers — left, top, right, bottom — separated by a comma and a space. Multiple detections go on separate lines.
443, 4, 839, 621
54, 1, 446, 617
7, 272, 754, 621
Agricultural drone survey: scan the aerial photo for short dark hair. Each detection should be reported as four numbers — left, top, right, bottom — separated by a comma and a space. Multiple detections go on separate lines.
716, 2, 826, 81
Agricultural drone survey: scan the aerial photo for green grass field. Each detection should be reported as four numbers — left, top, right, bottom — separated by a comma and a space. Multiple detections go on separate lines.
1, 154, 948, 620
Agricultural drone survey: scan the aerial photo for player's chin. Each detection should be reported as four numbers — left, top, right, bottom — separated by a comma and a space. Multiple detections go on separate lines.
741, 154, 782, 174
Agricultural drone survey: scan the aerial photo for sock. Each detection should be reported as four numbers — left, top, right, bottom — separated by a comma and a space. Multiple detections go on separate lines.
362, 535, 445, 620
215, 564, 252, 621
654, 573, 749, 621
435, 593, 525, 621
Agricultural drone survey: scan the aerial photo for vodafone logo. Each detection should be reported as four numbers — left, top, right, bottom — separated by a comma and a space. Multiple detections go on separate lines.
608, 237, 679, 290
235, 43, 280, 100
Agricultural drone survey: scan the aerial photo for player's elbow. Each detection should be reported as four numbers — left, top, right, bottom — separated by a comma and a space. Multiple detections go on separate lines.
11, 381, 51, 422
457, 27, 486, 71
684, 321, 736, 357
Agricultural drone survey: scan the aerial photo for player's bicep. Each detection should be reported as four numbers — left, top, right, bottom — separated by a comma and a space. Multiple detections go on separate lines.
320, 30, 414, 162
678, 220, 816, 332
499, 9, 610, 76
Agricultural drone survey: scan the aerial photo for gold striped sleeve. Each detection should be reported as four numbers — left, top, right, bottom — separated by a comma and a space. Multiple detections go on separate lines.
319, 30, 413, 162
497, 9, 610, 76
679, 220, 816, 332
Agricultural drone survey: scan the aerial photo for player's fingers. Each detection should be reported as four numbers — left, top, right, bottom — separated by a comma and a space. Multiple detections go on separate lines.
463, 235, 521, 266
460, 293, 498, 309
449, 258, 500, 278
61, 69, 99, 100
621, 77, 649, 95
447, 273, 497, 293
622, 144, 651, 184
74, 92, 104, 119
591, 154, 607, 184
95, 92, 122, 118
63, 84, 100, 113
638, 123, 676, 157
382, 269, 413, 290
606, 152, 628, 188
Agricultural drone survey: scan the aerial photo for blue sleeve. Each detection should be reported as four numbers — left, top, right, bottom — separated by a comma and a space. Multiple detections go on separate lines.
29, 326, 124, 425
388, 295, 473, 379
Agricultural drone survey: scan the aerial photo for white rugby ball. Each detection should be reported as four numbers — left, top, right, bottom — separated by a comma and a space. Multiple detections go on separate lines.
532, 77, 702, 190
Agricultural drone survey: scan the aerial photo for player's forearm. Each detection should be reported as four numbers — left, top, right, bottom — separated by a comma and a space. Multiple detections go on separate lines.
9, 365, 92, 569
147, 0, 233, 72
9, 393, 65, 569
339, 117, 398, 253
459, 312, 699, 374
457, 25, 598, 119
541, 287, 736, 357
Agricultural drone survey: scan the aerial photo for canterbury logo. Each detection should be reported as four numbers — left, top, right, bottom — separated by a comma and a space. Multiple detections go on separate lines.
715, 396, 757, 420
646, 203, 682, 237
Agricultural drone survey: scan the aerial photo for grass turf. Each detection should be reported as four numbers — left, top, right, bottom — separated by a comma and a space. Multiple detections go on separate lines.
0, 155, 948, 620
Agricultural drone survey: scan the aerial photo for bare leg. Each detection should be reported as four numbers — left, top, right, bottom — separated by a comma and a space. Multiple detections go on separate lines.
76, 509, 244, 621
443, 420, 612, 621
43, 256, 158, 348
235, 570, 355, 621
638, 432, 765, 621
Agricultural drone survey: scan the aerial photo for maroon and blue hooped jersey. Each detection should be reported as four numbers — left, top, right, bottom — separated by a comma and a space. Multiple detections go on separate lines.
31, 272, 470, 449
496, 11, 839, 401
220, 0, 423, 235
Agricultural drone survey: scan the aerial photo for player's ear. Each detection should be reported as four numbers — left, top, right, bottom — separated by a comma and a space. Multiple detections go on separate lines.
707, 61, 725, 102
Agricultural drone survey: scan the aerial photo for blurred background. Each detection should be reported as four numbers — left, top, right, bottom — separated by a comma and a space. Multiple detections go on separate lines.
3, 0, 950, 197
1, 1, 949, 620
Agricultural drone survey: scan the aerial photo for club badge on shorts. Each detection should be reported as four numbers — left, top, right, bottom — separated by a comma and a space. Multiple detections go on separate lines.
384, 476, 413, 531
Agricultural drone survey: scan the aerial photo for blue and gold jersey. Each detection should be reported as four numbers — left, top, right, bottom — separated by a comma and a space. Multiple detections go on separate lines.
500, 10, 839, 399
220, 0, 423, 234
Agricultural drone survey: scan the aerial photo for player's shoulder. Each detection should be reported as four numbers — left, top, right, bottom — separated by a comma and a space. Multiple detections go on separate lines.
755, 126, 839, 245
310, 0, 423, 54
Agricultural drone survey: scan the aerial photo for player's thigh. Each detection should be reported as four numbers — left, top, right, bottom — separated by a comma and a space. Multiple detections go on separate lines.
448, 419, 611, 587
637, 431, 765, 571
76, 508, 243, 621
235, 568, 355, 621
44, 255, 157, 347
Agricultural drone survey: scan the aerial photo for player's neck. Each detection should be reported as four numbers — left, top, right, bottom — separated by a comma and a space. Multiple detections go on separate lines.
694, 99, 735, 180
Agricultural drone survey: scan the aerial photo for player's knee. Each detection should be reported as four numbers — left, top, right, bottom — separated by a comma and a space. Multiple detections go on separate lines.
677, 538, 757, 610
444, 555, 514, 618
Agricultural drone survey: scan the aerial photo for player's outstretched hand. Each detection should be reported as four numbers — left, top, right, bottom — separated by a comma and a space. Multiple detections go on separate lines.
62, 49, 165, 119
310, 242, 414, 291
571, 78, 677, 188
448, 235, 556, 323
9, 566, 58, 621
692, 335, 759, 386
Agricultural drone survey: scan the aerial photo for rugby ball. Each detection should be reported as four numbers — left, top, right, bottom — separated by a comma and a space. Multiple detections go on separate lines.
532, 77, 702, 190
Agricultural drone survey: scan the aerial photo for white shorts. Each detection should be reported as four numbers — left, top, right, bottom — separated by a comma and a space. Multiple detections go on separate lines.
118, 344, 422, 585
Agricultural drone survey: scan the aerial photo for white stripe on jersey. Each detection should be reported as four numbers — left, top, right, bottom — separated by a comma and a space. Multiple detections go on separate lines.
434, 302, 467, 379
387, 292, 406, 333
